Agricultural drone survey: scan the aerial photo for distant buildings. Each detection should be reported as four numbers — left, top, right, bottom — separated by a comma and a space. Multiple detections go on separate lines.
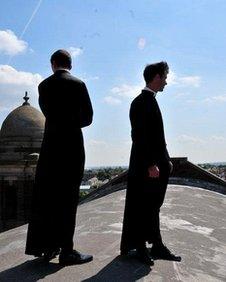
86, 176, 108, 188
207, 167, 226, 180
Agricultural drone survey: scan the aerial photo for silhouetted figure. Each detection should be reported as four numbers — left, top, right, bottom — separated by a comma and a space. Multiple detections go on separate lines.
120, 62, 181, 264
25, 49, 93, 265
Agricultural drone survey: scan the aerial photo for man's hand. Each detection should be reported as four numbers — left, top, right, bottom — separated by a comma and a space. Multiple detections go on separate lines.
148, 165, 160, 178
169, 161, 173, 174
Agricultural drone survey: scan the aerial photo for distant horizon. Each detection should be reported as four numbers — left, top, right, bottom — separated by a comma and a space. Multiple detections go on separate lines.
85, 161, 226, 169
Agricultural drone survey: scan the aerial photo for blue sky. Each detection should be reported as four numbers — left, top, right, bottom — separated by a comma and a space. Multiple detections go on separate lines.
1, 0, 226, 166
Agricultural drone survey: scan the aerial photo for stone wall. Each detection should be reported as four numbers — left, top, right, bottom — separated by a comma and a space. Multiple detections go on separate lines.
85, 158, 226, 199
0, 179, 33, 232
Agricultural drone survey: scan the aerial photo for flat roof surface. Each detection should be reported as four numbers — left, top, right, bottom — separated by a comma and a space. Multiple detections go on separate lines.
0, 185, 226, 281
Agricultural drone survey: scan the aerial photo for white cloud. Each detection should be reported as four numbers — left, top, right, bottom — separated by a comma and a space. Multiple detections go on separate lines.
175, 134, 226, 145
167, 71, 178, 86
173, 92, 188, 98
210, 135, 226, 142
187, 94, 226, 105
82, 75, 99, 82
0, 65, 42, 86
170, 134, 226, 163
204, 95, 226, 103
104, 96, 122, 105
175, 134, 205, 144
138, 37, 146, 50
87, 139, 108, 147
179, 76, 201, 87
111, 83, 142, 98
104, 82, 143, 105
0, 65, 43, 116
0, 104, 13, 113
0, 30, 27, 55
87, 76, 99, 81
167, 71, 201, 88
68, 47, 83, 58
185, 99, 197, 104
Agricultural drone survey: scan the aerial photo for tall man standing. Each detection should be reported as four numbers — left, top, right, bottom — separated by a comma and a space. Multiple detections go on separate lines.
120, 62, 181, 265
25, 49, 93, 265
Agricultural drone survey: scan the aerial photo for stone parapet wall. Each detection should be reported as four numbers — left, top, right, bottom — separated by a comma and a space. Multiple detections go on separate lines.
0, 180, 33, 232
170, 158, 226, 189
93, 157, 226, 195
169, 177, 226, 195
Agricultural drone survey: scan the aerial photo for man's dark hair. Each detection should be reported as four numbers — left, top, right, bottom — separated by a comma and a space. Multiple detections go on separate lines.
50, 49, 72, 68
143, 61, 169, 84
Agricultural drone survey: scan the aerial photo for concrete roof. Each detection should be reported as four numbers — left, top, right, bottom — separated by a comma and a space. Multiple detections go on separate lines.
0, 185, 226, 281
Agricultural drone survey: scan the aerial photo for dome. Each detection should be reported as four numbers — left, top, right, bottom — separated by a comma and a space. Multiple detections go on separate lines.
0, 105, 45, 139
0, 93, 45, 139
0, 93, 45, 162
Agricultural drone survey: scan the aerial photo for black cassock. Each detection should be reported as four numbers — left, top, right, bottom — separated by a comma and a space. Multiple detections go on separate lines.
120, 90, 170, 253
25, 70, 93, 255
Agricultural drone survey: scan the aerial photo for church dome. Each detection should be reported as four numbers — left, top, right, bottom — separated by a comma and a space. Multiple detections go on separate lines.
0, 92, 45, 139
0, 92, 45, 162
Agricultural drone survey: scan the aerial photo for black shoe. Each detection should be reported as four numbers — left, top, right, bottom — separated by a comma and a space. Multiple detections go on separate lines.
120, 248, 138, 257
120, 248, 130, 256
136, 248, 154, 266
150, 245, 181, 261
59, 250, 93, 266
43, 248, 60, 262
33, 252, 43, 258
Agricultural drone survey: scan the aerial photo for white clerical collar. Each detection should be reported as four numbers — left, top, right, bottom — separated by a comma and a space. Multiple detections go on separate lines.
55, 68, 70, 73
143, 86, 156, 97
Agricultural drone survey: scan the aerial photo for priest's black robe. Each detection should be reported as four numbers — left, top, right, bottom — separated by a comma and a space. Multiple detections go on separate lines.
120, 90, 170, 253
25, 70, 93, 255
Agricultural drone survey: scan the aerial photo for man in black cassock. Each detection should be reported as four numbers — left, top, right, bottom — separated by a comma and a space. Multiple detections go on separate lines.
120, 62, 181, 265
25, 50, 93, 265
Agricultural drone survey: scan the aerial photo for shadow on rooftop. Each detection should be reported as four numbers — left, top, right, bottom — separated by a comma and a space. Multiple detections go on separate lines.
0, 258, 63, 282
82, 255, 151, 282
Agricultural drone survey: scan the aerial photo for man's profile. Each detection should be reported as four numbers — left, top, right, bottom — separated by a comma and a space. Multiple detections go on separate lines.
120, 61, 181, 265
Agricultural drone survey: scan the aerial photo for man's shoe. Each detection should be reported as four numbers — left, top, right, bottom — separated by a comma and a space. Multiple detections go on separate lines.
59, 250, 93, 266
33, 252, 43, 258
136, 248, 154, 266
150, 245, 181, 261
43, 248, 60, 262
120, 248, 131, 256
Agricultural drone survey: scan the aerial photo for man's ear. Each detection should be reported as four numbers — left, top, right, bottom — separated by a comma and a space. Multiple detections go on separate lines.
51, 61, 56, 72
151, 74, 160, 84
155, 74, 161, 80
